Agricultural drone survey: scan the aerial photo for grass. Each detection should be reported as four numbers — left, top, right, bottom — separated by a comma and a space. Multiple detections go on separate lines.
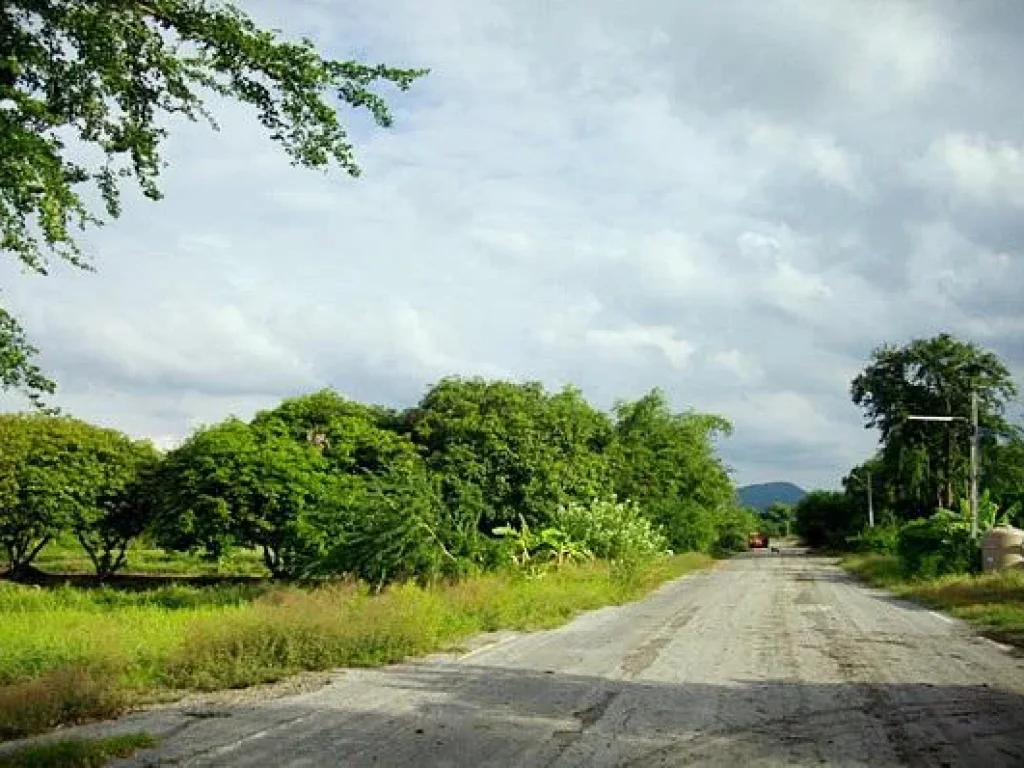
0, 553, 712, 740
843, 554, 1024, 647
12, 535, 269, 578
0, 733, 155, 768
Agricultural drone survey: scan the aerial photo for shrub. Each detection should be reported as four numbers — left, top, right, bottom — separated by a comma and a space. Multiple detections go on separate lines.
851, 523, 901, 555
712, 505, 758, 555
896, 512, 980, 579
551, 498, 668, 563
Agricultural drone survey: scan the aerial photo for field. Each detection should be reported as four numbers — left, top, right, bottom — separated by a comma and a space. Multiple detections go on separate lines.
0, 552, 713, 740
842, 554, 1024, 647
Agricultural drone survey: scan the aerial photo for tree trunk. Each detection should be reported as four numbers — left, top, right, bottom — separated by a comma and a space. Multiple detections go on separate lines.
7, 537, 51, 580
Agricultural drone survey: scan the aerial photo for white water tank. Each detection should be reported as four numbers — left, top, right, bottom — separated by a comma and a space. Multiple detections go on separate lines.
982, 526, 1024, 573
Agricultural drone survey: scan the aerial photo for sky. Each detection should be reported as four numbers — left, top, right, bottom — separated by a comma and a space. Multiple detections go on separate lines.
3, 0, 1024, 490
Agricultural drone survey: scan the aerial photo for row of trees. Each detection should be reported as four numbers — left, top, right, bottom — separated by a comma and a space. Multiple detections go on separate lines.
794, 334, 1023, 576
0, 379, 754, 583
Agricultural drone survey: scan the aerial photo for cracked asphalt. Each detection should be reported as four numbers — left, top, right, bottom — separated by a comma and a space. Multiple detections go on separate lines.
18, 551, 1024, 766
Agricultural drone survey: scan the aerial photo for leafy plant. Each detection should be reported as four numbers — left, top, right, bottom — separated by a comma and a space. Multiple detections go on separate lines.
493, 518, 592, 575
553, 498, 667, 563
896, 511, 980, 578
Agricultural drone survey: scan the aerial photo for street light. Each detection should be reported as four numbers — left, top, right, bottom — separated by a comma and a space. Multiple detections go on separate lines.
906, 391, 980, 538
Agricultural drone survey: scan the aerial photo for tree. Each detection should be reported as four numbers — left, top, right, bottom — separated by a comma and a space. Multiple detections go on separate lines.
153, 418, 332, 577
793, 491, 863, 549
250, 389, 418, 476
983, 428, 1024, 526
608, 389, 735, 552
68, 432, 160, 578
408, 378, 615, 537
0, 413, 147, 576
0, 309, 55, 408
851, 334, 1017, 517
759, 502, 795, 539
0, 0, 426, 402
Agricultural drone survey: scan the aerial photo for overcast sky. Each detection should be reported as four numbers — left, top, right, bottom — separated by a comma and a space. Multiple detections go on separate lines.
3, 0, 1024, 489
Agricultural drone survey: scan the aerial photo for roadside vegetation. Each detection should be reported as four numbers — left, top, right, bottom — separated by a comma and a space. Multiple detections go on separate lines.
0, 379, 747, 740
783, 334, 1024, 645
0, 733, 156, 768
0, 554, 711, 739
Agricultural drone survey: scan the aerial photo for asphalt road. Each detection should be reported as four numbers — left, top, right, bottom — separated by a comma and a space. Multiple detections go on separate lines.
35, 552, 1024, 765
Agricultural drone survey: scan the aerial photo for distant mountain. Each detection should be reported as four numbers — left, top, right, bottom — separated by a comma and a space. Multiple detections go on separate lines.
737, 482, 806, 511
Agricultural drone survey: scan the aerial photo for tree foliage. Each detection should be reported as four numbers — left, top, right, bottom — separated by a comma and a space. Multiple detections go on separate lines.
0, 0, 425, 402
793, 491, 863, 550
0, 413, 153, 576
408, 378, 615, 536
608, 389, 735, 551
152, 418, 332, 578
758, 502, 795, 539
2, 380, 744, 583
851, 334, 1017, 517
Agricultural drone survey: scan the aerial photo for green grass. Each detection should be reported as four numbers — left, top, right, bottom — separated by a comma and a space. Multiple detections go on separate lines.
15, 535, 269, 578
0, 553, 712, 739
843, 554, 1024, 647
0, 733, 155, 768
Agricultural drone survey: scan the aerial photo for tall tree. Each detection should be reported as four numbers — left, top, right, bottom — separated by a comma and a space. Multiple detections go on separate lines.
0, 0, 426, 402
609, 389, 735, 552
851, 334, 1016, 516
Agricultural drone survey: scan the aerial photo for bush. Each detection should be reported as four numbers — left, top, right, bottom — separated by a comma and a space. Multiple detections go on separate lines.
896, 512, 980, 579
551, 498, 668, 563
713, 505, 758, 555
851, 523, 901, 554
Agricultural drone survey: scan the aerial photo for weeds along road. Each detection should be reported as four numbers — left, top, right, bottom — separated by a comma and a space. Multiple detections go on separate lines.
83, 553, 1024, 765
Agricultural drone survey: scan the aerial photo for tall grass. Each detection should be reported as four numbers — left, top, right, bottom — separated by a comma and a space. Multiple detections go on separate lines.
0, 732, 155, 768
0, 554, 711, 739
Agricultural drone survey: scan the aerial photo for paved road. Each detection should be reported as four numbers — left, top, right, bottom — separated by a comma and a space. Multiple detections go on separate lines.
54, 553, 1024, 765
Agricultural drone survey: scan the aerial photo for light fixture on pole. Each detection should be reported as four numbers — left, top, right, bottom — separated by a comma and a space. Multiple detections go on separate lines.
906, 390, 980, 538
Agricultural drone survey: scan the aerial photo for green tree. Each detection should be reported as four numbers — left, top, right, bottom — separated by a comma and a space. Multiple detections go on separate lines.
759, 502, 795, 539
851, 334, 1017, 517
68, 433, 160, 578
0, 0, 425, 402
408, 378, 614, 538
793, 491, 863, 549
250, 389, 418, 476
153, 418, 331, 577
984, 428, 1024, 526
609, 389, 735, 552
317, 465, 451, 587
0, 413, 148, 576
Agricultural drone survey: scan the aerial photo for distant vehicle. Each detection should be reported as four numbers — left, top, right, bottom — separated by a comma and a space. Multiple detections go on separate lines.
748, 532, 769, 549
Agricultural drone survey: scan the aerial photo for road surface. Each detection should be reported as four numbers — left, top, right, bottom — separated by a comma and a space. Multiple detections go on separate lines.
29, 553, 1024, 765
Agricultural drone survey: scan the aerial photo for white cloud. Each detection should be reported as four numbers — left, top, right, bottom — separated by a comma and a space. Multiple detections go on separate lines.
584, 326, 696, 369
2, 0, 1022, 489
919, 133, 1024, 207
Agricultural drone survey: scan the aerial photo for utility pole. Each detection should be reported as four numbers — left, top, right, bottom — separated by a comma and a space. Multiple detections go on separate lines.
866, 470, 874, 529
970, 390, 979, 539
907, 391, 981, 538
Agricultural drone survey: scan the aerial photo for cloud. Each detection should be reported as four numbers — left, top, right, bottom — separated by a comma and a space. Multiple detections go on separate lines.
2, 0, 1023, 489
917, 133, 1024, 208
